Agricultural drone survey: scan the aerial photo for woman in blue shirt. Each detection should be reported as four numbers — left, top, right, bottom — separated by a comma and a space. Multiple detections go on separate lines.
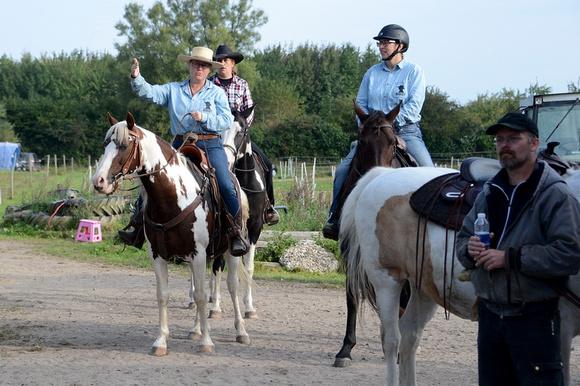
120, 47, 247, 256
323, 24, 433, 240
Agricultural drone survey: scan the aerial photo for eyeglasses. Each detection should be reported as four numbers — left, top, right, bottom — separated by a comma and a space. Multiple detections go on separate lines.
376, 40, 397, 47
493, 135, 525, 145
190, 61, 211, 69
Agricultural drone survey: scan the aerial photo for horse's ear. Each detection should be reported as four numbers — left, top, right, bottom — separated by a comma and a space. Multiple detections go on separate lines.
107, 112, 118, 126
386, 102, 402, 122
353, 100, 369, 123
241, 104, 255, 120
126, 112, 135, 130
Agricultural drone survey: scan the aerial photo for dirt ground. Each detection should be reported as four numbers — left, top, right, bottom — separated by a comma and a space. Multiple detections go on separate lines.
1, 240, 578, 385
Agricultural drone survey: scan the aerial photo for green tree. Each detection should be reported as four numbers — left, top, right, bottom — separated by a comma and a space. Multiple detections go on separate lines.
0, 103, 18, 142
114, 0, 267, 84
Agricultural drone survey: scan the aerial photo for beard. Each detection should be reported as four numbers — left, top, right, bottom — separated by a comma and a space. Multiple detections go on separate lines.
499, 150, 527, 170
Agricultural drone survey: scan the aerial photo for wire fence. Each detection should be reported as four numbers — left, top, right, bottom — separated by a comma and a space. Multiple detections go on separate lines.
272, 151, 496, 179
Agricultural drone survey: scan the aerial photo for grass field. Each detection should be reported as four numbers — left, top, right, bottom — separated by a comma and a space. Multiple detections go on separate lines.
0, 163, 342, 285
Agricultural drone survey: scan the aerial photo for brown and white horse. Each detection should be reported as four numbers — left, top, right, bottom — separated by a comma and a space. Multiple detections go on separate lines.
92, 112, 250, 355
340, 165, 580, 385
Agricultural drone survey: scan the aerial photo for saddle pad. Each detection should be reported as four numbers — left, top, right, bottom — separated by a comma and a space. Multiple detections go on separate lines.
410, 172, 471, 231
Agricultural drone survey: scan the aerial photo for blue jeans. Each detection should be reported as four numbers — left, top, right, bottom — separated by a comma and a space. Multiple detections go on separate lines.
173, 138, 239, 216
477, 299, 563, 386
328, 124, 433, 216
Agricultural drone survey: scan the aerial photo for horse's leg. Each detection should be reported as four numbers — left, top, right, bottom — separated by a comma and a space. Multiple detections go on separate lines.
187, 261, 201, 341
209, 264, 223, 318
333, 276, 357, 367
187, 253, 214, 353
224, 252, 250, 344
187, 263, 195, 309
150, 255, 170, 356
398, 288, 438, 386
243, 244, 258, 319
372, 278, 405, 386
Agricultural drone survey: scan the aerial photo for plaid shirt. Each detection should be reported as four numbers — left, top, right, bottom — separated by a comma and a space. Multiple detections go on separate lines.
208, 74, 254, 126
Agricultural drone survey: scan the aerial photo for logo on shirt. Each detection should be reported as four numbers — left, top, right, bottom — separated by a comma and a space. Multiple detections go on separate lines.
396, 85, 405, 98
204, 102, 212, 112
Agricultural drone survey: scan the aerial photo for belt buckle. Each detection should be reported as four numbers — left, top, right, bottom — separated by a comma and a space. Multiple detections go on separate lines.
183, 132, 198, 143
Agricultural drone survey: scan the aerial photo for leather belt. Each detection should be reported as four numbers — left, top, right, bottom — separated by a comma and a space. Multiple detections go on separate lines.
175, 134, 219, 141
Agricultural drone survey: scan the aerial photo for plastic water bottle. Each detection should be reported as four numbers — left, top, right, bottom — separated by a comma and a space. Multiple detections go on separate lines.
474, 213, 490, 249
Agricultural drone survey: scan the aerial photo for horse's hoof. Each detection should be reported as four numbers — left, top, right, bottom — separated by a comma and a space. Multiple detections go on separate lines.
333, 357, 352, 368
209, 310, 222, 318
187, 332, 201, 341
187, 301, 195, 310
149, 347, 168, 356
200, 345, 214, 353
244, 311, 258, 319
236, 335, 251, 345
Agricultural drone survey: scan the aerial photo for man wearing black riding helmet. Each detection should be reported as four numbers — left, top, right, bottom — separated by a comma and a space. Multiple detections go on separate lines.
323, 24, 433, 240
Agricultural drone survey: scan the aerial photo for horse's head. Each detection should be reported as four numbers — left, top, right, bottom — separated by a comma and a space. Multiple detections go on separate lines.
92, 112, 144, 195
354, 100, 400, 170
223, 105, 255, 168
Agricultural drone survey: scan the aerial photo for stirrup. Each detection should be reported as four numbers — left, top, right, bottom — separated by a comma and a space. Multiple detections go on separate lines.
118, 226, 145, 249
229, 236, 248, 256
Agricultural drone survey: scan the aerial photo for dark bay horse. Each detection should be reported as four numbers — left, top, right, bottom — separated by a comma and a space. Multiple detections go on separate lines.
92, 112, 250, 355
334, 102, 416, 367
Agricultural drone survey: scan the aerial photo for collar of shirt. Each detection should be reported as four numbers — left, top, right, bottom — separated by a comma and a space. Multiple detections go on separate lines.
380, 58, 406, 72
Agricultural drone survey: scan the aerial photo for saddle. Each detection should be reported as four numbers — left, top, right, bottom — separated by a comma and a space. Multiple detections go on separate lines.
409, 157, 501, 231
179, 139, 245, 255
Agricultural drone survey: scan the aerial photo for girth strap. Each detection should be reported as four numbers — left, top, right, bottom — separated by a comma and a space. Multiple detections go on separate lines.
144, 192, 204, 257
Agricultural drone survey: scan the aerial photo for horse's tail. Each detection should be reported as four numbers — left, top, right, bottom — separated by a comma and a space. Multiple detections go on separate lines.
237, 256, 253, 292
341, 167, 390, 313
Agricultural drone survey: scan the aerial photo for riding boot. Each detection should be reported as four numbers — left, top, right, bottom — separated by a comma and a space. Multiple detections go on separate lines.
118, 207, 145, 249
225, 211, 249, 257
322, 213, 340, 241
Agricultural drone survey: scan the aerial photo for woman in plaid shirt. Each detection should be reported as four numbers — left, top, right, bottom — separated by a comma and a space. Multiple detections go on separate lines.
209, 45, 279, 226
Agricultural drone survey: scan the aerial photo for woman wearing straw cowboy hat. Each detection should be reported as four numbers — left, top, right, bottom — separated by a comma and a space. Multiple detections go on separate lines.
119, 46, 248, 256
208, 44, 279, 226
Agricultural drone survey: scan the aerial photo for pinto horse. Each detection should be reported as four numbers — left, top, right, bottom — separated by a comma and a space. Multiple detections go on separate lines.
340, 166, 580, 385
92, 112, 250, 355
334, 102, 416, 366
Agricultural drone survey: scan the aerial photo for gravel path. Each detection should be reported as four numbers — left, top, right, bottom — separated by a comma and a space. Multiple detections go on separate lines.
1, 239, 578, 385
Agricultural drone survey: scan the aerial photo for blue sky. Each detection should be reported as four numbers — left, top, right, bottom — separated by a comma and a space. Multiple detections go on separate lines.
1, 0, 579, 105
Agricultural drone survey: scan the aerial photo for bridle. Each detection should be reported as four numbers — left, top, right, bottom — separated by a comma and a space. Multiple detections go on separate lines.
223, 125, 249, 169
103, 125, 179, 195
354, 121, 397, 177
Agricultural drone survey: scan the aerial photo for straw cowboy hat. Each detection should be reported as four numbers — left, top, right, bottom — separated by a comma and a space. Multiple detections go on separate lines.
178, 47, 224, 69
213, 45, 244, 63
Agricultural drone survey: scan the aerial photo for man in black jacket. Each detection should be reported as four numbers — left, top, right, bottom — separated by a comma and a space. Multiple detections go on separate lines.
456, 112, 580, 385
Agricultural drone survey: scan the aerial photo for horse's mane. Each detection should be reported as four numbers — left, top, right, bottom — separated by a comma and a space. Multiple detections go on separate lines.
106, 122, 131, 147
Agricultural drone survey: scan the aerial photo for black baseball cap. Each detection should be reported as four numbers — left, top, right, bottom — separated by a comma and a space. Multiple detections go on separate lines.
486, 112, 539, 137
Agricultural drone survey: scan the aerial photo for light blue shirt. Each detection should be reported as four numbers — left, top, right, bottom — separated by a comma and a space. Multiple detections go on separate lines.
131, 75, 233, 135
356, 59, 425, 127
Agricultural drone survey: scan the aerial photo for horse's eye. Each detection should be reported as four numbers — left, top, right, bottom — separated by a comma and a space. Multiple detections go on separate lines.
118, 145, 127, 151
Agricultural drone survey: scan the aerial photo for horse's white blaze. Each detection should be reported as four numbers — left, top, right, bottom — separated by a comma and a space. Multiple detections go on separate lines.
91, 142, 119, 194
